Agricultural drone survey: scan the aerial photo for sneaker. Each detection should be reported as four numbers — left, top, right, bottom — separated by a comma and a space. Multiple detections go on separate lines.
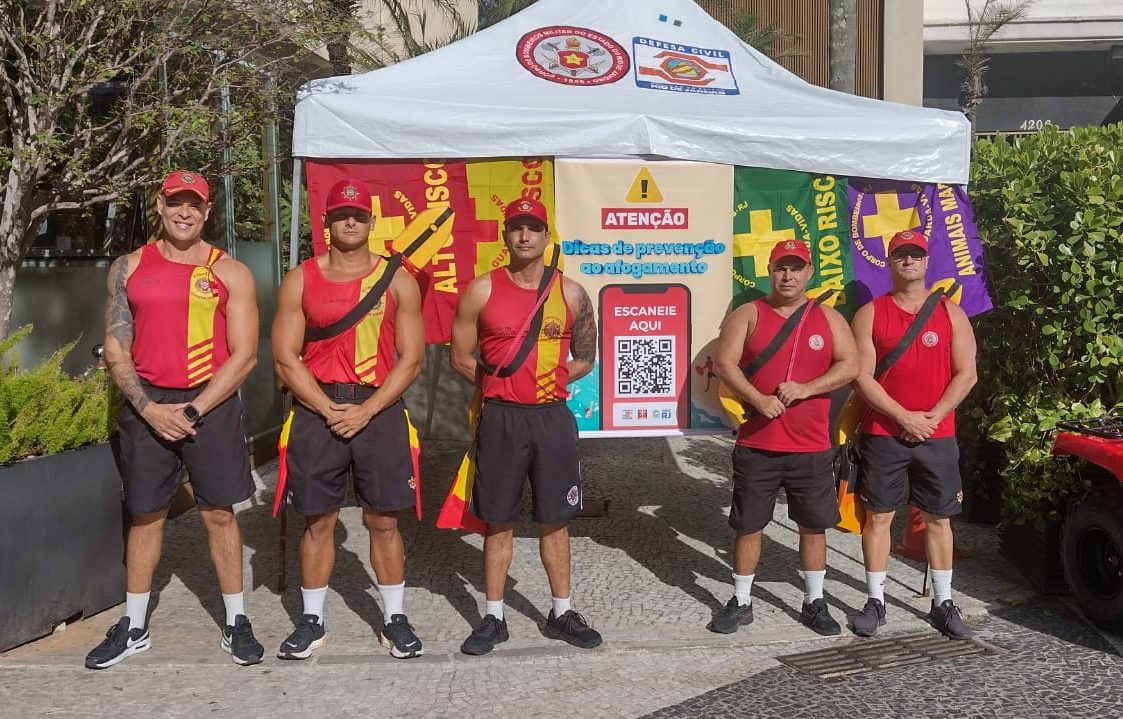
850, 598, 887, 637
84, 617, 151, 669
460, 614, 509, 656
379, 614, 423, 659
543, 609, 602, 649
707, 596, 754, 634
221, 614, 264, 666
277, 614, 326, 660
929, 599, 974, 640
800, 598, 842, 636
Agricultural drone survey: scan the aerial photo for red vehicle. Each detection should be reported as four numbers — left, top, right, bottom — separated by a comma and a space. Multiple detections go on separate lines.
1053, 409, 1123, 631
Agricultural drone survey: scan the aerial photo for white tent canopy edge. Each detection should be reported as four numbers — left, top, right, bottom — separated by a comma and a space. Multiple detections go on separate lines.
292, 0, 971, 185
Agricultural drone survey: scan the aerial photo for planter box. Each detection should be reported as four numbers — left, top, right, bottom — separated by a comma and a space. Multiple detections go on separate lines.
998, 520, 1067, 595
0, 443, 125, 653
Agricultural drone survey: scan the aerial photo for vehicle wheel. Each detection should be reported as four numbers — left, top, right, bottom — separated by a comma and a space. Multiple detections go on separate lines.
1061, 485, 1123, 632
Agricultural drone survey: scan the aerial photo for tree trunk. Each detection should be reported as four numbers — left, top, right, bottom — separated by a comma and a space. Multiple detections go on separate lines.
828, 0, 857, 94
0, 261, 16, 340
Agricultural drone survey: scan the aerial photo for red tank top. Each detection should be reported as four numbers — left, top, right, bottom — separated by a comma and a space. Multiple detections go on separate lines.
736, 299, 833, 452
861, 294, 955, 438
479, 268, 573, 404
300, 257, 398, 386
127, 243, 230, 388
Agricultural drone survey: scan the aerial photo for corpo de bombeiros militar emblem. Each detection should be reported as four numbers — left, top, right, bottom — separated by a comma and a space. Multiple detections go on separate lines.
517, 26, 630, 86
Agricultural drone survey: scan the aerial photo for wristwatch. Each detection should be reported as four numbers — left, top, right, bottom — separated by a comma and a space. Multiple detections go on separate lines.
183, 404, 204, 427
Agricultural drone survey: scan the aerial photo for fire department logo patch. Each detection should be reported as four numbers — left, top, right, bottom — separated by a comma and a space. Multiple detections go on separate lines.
808, 334, 825, 351
191, 274, 218, 299
922, 330, 939, 347
180, 173, 197, 184
517, 26, 630, 86
340, 184, 359, 200
784, 241, 798, 250
566, 485, 580, 506
956, 490, 964, 504
407, 476, 417, 490
542, 317, 563, 340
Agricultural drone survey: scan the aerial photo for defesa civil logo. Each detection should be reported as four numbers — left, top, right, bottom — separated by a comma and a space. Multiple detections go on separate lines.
517, 26, 630, 86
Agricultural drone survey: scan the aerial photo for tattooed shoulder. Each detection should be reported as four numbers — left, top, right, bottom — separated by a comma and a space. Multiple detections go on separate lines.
570, 285, 597, 363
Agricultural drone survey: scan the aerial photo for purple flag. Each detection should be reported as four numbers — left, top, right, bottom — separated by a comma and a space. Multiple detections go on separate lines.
847, 178, 993, 316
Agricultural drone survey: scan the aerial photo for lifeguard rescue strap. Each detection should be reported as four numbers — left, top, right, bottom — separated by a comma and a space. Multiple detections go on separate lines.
479, 250, 561, 379
873, 281, 960, 380
302, 207, 455, 344
740, 292, 833, 383
304, 254, 402, 343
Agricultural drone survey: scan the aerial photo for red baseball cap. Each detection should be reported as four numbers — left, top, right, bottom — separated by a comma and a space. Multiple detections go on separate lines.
504, 198, 549, 227
161, 170, 209, 202
768, 239, 811, 265
325, 179, 373, 213
887, 230, 928, 255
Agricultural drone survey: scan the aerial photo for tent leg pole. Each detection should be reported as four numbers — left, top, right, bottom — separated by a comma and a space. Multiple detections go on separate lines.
288, 158, 304, 271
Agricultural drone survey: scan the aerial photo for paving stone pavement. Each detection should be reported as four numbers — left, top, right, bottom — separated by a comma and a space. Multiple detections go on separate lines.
1, 435, 1115, 718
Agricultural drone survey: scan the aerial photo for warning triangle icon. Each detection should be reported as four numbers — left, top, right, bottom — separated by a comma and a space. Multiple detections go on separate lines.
626, 168, 664, 203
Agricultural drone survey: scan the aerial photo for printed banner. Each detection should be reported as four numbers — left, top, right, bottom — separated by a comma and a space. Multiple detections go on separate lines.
732, 167, 856, 315
555, 158, 733, 436
847, 179, 993, 316
305, 159, 554, 343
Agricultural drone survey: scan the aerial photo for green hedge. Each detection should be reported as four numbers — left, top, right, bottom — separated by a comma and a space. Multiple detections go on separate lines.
0, 325, 114, 465
967, 124, 1123, 528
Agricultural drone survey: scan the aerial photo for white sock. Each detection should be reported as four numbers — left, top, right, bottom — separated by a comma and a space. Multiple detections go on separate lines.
485, 600, 505, 620
301, 586, 328, 622
732, 573, 754, 606
931, 569, 953, 605
551, 596, 572, 616
378, 582, 405, 618
221, 592, 245, 626
801, 569, 826, 603
125, 591, 150, 630
866, 571, 887, 604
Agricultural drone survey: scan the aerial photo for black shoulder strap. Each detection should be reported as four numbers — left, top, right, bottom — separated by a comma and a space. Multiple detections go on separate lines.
741, 292, 832, 382
479, 252, 560, 378
873, 282, 960, 379
304, 254, 403, 343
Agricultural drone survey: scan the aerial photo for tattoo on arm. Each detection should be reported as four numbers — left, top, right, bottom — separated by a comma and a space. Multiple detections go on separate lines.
104, 257, 151, 413
571, 290, 597, 363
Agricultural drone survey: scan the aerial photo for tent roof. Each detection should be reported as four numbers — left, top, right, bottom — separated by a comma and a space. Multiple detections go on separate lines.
293, 0, 971, 184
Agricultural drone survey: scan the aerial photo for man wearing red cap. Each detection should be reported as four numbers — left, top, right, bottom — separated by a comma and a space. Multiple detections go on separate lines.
88, 170, 264, 668
849, 230, 978, 639
449, 197, 601, 655
709, 239, 858, 636
271, 178, 425, 660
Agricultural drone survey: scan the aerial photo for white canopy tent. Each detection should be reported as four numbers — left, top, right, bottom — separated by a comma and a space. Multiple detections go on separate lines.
292, 0, 971, 185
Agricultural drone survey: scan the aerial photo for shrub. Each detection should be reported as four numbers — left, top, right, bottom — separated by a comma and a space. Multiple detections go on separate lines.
967, 124, 1123, 529
0, 325, 114, 465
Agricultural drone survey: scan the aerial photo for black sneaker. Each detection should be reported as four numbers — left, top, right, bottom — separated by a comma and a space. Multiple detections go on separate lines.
543, 609, 602, 649
380, 614, 423, 659
800, 598, 842, 636
707, 596, 754, 634
221, 614, 264, 666
277, 614, 326, 660
929, 599, 974, 640
460, 614, 509, 656
84, 617, 151, 669
850, 598, 887, 637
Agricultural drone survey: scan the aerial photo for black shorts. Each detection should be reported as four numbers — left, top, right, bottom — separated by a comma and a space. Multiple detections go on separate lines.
728, 445, 841, 533
471, 399, 581, 525
114, 383, 253, 516
857, 434, 963, 517
286, 398, 416, 516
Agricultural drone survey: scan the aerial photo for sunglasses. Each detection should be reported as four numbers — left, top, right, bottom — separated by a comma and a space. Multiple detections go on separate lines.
890, 248, 927, 261
327, 208, 372, 224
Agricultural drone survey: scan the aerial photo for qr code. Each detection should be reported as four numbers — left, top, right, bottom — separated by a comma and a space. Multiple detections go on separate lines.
615, 336, 674, 396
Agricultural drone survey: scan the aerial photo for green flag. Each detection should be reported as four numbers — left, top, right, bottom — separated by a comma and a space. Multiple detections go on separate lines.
732, 167, 856, 317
